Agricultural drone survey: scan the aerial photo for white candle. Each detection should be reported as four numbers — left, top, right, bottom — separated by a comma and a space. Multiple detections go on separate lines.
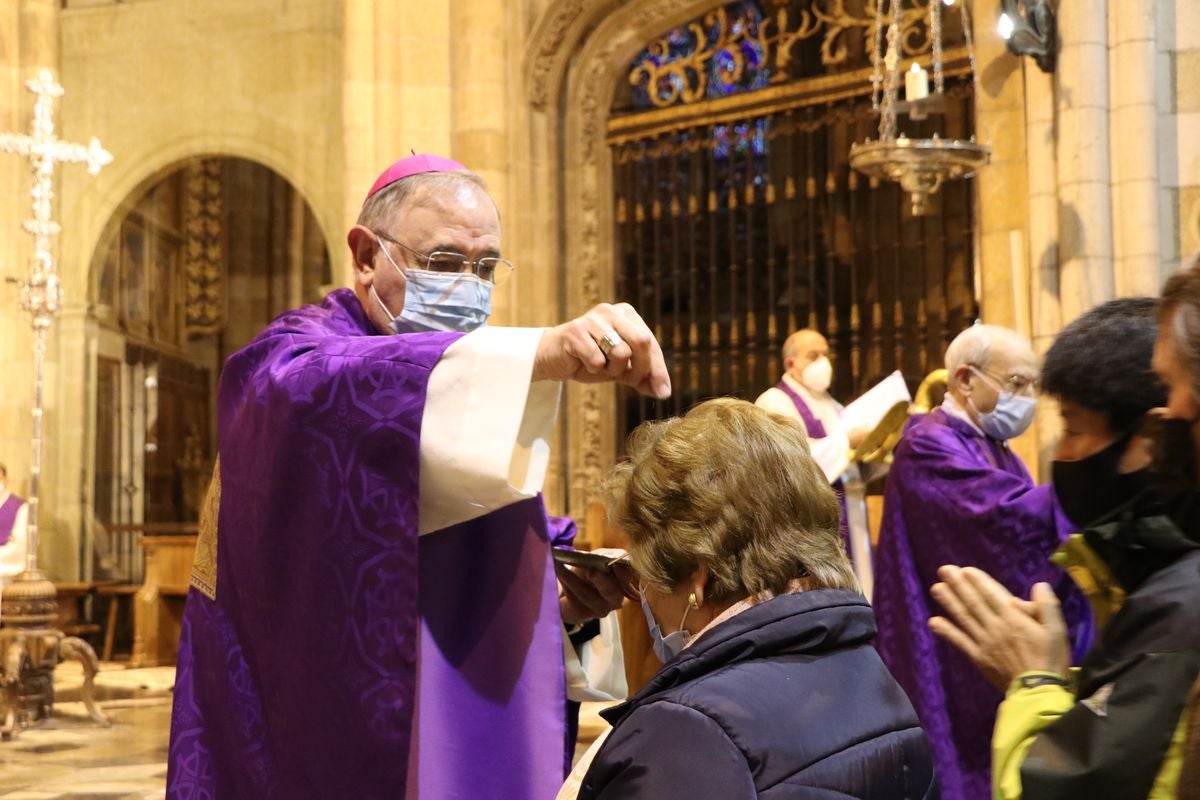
905, 62, 929, 102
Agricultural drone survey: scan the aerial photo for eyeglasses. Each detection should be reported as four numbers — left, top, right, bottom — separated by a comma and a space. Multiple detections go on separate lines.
970, 365, 1039, 396
374, 230, 515, 286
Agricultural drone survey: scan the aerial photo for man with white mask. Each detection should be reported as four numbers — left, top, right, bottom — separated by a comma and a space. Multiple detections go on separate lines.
871, 323, 1093, 800
755, 328, 866, 482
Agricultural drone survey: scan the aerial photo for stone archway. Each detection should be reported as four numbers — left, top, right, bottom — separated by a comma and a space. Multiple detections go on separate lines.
81, 156, 330, 586
525, 0, 984, 526
522, 0, 734, 527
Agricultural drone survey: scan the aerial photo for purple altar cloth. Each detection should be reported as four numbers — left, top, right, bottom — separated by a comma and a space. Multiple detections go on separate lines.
167, 289, 568, 799
871, 409, 1094, 800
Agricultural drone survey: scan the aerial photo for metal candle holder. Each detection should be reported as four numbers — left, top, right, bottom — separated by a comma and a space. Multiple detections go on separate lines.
0, 69, 113, 738
849, 0, 990, 215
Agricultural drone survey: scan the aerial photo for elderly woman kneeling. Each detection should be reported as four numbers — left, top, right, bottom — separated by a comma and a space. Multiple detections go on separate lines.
571, 399, 937, 800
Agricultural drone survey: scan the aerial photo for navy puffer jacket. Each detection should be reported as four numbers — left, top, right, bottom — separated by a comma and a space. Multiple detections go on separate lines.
579, 589, 938, 799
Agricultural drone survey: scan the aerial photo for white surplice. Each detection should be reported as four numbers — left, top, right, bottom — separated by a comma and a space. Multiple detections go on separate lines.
418, 325, 626, 702
754, 373, 851, 483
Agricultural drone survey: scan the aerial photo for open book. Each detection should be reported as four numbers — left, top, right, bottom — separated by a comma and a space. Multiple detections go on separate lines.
844, 371, 912, 465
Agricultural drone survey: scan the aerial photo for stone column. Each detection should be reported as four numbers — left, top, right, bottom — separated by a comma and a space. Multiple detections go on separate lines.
18, 0, 57, 77
971, 0, 1038, 471
450, 0, 513, 323
1024, 62, 1062, 479
1056, 0, 1114, 322
1165, 0, 1200, 267
0, 6, 33, 487
341, 0, 453, 280
1108, 0, 1162, 296
972, 1, 1031, 332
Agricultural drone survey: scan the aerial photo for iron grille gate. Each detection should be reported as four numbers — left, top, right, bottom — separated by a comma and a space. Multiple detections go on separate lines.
611, 82, 978, 443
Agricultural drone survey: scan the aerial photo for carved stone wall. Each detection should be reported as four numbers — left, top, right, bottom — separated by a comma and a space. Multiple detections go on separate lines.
523, 0, 726, 530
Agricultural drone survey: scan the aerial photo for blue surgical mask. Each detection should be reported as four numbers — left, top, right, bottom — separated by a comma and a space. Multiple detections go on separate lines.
372, 237, 492, 333
639, 591, 692, 663
969, 368, 1037, 440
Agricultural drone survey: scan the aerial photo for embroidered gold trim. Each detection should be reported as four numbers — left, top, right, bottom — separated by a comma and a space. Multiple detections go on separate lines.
190, 457, 220, 600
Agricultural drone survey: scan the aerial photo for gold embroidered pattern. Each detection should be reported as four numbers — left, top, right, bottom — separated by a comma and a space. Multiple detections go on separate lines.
191, 457, 220, 600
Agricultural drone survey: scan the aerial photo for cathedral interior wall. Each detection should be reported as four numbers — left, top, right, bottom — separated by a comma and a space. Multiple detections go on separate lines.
0, 0, 1198, 576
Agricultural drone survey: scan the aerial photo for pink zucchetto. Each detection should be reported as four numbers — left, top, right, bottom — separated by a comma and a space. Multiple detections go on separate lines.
365, 153, 468, 201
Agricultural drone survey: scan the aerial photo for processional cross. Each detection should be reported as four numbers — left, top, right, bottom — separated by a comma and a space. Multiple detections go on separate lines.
0, 68, 113, 738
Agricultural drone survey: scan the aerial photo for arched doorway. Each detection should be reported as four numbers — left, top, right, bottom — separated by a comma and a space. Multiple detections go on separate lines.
608, 0, 978, 440
523, 0, 981, 520
87, 156, 331, 582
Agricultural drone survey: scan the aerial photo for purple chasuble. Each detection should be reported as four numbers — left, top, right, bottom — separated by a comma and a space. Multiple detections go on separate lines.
0, 493, 25, 546
167, 289, 569, 799
871, 409, 1094, 800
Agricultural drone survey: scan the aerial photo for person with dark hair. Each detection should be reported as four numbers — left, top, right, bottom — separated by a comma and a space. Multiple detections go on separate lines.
1155, 258, 1200, 800
928, 295, 1200, 799
1041, 297, 1168, 435
0, 461, 29, 585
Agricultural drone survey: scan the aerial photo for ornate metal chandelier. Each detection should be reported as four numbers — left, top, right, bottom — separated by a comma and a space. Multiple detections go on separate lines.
849, 0, 990, 215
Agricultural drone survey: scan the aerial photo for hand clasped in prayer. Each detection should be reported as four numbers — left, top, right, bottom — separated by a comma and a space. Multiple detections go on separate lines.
928, 565, 1072, 689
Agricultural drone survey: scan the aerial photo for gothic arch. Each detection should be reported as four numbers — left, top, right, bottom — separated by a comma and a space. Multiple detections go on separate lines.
524, 0, 731, 524
62, 131, 340, 306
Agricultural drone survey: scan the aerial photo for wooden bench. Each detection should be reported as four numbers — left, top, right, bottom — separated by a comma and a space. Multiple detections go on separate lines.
52, 582, 107, 640
101, 523, 198, 666
130, 532, 197, 666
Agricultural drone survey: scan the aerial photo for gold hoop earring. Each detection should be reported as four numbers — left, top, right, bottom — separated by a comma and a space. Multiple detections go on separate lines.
688, 591, 699, 609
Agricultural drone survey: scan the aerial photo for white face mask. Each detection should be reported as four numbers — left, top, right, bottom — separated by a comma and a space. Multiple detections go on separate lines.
639, 590, 692, 663
800, 355, 833, 393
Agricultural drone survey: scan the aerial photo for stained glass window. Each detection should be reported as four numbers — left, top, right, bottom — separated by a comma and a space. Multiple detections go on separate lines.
630, 1, 771, 110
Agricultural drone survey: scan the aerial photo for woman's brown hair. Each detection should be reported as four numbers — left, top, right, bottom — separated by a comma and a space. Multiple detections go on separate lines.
604, 398, 856, 604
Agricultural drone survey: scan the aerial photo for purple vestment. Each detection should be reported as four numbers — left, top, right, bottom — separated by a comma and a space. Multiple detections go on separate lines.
772, 379, 828, 439
871, 409, 1094, 800
0, 493, 24, 546
168, 289, 570, 799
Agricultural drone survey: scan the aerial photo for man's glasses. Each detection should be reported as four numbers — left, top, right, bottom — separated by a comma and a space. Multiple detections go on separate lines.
374, 230, 515, 286
970, 365, 1038, 396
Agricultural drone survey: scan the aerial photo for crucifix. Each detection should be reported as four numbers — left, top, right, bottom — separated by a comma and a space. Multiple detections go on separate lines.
0, 68, 113, 738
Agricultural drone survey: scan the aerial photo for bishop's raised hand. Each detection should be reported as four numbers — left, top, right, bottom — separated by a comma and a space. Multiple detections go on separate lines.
533, 302, 671, 399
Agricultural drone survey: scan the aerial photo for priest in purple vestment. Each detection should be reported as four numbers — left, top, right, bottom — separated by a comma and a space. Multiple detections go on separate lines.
0, 462, 29, 585
872, 324, 1094, 800
166, 154, 670, 800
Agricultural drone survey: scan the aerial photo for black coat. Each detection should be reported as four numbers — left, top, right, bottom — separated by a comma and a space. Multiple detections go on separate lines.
1018, 489, 1200, 799
579, 589, 938, 799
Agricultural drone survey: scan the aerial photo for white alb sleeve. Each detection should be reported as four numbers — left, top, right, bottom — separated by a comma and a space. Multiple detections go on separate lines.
418, 327, 562, 535
811, 429, 852, 484
563, 610, 628, 703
